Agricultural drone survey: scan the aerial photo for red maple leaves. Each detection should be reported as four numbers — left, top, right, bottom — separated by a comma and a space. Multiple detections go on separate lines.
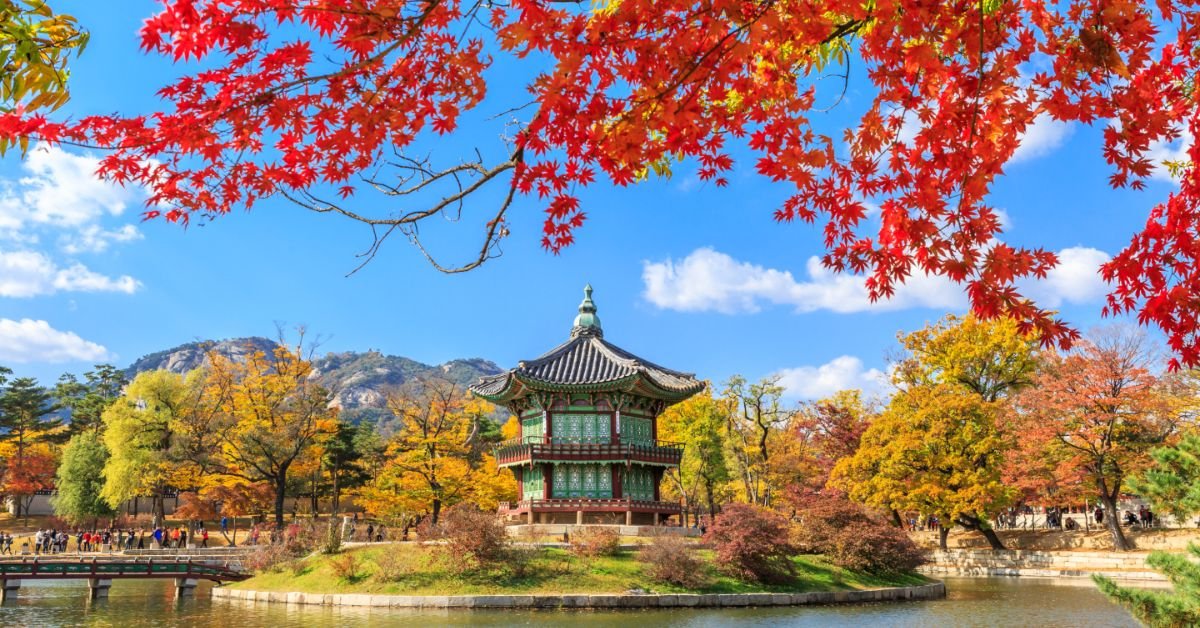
2, 0, 1200, 365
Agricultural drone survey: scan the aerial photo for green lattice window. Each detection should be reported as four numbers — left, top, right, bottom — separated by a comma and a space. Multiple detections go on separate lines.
622, 416, 653, 445
521, 467, 544, 500
623, 466, 655, 501
552, 463, 613, 498
551, 413, 611, 443
521, 416, 544, 442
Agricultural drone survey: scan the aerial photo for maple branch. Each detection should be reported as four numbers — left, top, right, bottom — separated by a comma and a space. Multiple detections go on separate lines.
280, 146, 523, 275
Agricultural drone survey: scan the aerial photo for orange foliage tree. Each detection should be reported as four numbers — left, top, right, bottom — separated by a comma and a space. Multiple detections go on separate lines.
1014, 327, 1180, 551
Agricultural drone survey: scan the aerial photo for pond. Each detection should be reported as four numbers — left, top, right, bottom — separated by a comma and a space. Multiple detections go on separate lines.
0, 576, 1145, 627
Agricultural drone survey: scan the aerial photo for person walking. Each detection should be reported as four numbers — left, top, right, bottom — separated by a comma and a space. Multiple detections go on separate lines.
200, 527, 209, 548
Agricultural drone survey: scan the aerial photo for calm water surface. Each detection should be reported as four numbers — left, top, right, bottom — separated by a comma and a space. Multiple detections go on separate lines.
0, 577, 1143, 627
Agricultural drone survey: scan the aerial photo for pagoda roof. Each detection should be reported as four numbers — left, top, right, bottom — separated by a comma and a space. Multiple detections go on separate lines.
469, 286, 704, 404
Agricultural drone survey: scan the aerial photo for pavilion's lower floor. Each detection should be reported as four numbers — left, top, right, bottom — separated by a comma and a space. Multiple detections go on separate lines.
498, 497, 682, 526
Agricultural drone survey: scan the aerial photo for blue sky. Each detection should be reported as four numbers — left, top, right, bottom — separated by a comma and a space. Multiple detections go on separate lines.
0, 2, 1186, 399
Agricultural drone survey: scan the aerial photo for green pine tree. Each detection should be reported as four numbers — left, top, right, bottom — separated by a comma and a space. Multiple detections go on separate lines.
1098, 436, 1200, 625
1128, 435, 1200, 526
1094, 545, 1200, 627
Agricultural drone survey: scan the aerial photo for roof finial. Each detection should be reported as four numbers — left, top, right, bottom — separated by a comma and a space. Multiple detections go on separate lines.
571, 283, 602, 337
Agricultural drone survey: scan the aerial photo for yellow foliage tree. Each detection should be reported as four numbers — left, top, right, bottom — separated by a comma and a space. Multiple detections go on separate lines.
657, 385, 734, 524
202, 342, 337, 526
377, 377, 493, 524
832, 383, 1016, 550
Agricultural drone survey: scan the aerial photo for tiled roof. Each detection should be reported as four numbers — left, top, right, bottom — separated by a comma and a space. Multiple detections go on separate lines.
470, 330, 703, 400
469, 286, 704, 402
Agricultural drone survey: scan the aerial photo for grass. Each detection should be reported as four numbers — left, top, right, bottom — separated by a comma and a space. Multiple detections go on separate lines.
229, 543, 929, 596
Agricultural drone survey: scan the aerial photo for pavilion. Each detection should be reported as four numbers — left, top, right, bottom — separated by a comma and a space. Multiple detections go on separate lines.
470, 285, 704, 526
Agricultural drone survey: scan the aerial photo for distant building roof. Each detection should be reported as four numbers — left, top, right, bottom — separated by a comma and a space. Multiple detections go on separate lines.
470, 286, 704, 404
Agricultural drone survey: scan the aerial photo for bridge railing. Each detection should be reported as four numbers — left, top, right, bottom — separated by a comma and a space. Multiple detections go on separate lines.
0, 557, 249, 582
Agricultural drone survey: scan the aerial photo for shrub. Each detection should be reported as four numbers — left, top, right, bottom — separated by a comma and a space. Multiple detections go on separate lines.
375, 547, 422, 582
639, 535, 707, 589
287, 557, 311, 576
243, 542, 294, 573
441, 503, 509, 571
705, 503, 796, 583
792, 494, 926, 573
502, 545, 542, 579
414, 516, 445, 541
330, 553, 361, 582
568, 526, 622, 558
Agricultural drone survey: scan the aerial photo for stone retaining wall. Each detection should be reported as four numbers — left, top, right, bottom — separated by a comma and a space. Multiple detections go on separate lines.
210, 582, 945, 609
919, 549, 1167, 581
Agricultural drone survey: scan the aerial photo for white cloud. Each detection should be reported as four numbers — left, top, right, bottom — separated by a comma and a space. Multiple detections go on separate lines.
0, 145, 146, 300
0, 250, 140, 297
1147, 129, 1194, 183
776, 355, 890, 400
1011, 115, 1073, 163
0, 146, 137, 230
59, 224, 143, 254
0, 318, 110, 363
644, 247, 1111, 315
642, 248, 965, 314
894, 111, 1071, 164
1020, 246, 1111, 307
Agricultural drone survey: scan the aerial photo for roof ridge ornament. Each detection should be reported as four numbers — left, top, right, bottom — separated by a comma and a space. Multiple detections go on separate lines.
570, 283, 603, 338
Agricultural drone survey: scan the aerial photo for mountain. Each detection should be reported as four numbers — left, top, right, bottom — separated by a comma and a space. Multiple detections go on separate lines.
124, 337, 504, 430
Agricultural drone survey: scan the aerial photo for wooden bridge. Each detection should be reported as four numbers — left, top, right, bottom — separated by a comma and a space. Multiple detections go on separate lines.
0, 557, 250, 602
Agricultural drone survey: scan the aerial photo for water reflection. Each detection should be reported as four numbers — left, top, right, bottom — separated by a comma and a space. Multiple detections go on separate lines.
0, 577, 1141, 627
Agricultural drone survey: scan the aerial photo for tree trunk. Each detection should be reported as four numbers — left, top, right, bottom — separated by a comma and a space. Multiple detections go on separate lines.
431, 498, 442, 525
274, 476, 287, 528
332, 469, 341, 514
704, 479, 717, 523
957, 514, 1006, 550
979, 526, 1006, 551
891, 509, 903, 528
939, 526, 950, 551
1099, 492, 1133, 551
152, 494, 165, 529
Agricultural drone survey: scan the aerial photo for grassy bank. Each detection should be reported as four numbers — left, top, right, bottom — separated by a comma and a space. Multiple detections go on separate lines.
228, 543, 929, 596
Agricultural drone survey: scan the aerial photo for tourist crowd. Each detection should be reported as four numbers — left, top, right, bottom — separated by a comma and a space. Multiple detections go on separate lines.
0, 525, 213, 555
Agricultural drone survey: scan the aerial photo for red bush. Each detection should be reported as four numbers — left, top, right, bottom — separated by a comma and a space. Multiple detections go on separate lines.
568, 526, 622, 558
704, 503, 796, 583
441, 503, 509, 571
639, 535, 707, 588
792, 494, 926, 573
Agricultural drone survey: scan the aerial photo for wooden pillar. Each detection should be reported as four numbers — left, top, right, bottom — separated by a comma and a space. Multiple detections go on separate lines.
0, 579, 20, 603
88, 578, 112, 599
526, 509, 534, 525
625, 510, 632, 526
174, 577, 198, 598
576, 510, 584, 525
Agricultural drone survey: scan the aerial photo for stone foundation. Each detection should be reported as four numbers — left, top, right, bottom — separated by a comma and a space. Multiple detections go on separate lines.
504, 524, 701, 538
211, 582, 945, 608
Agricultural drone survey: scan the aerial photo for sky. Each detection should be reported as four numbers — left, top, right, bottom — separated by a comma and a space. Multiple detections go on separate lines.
0, 2, 1187, 400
